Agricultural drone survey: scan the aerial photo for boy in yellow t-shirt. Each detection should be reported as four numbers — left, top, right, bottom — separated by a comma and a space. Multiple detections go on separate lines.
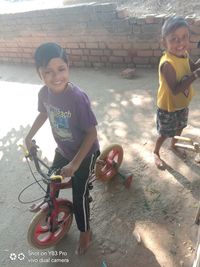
153, 16, 200, 168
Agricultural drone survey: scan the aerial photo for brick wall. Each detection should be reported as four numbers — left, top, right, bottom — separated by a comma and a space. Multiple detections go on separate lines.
0, 3, 200, 68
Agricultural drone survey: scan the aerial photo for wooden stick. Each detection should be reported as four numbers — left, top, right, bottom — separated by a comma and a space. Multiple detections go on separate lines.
175, 143, 196, 151
174, 135, 193, 143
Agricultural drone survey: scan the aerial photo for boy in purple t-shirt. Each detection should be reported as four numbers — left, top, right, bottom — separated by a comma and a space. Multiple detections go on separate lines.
25, 42, 99, 255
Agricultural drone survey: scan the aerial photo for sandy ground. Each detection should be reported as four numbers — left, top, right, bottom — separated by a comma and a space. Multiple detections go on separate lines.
0, 63, 200, 267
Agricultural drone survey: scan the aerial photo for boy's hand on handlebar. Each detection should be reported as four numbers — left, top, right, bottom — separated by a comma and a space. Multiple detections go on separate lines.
60, 162, 79, 177
25, 136, 32, 152
24, 138, 38, 158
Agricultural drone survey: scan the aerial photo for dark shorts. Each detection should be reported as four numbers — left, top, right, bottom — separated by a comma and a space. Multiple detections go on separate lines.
156, 107, 189, 137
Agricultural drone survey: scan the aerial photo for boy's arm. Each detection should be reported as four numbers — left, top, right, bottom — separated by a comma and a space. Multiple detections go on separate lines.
25, 112, 47, 151
161, 62, 200, 95
61, 126, 97, 177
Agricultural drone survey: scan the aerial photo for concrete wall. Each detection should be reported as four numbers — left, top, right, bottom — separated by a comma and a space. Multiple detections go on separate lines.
0, 3, 200, 68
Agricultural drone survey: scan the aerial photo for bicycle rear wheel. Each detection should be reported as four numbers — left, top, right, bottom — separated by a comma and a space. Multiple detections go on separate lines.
95, 144, 123, 182
27, 201, 73, 249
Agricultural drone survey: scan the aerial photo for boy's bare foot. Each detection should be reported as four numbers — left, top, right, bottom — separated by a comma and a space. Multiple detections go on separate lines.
75, 230, 92, 255
153, 153, 164, 169
170, 145, 187, 159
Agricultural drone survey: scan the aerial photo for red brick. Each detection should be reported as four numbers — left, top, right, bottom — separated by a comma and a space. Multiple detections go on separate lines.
88, 56, 101, 62
189, 25, 200, 34
66, 43, 79, 49
83, 49, 90, 55
70, 55, 81, 61
190, 35, 200, 42
123, 43, 132, 49
85, 43, 99, 49
79, 43, 85, 48
191, 48, 200, 55
71, 49, 83, 55
133, 57, 149, 64
99, 42, 106, 49
113, 50, 128, 57
103, 50, 112, 56
109, 56, 124, 63
137, 50, 153, 57
22, 53, 32, 58
73, 62, 85, 67
107, 43, 122, 50
153, 50, 162, 57
150, 43, 160, 49
100, 56, 108, 62
90, 49, 104, 56
190, 42, 199, 49
81, 56, 88, 61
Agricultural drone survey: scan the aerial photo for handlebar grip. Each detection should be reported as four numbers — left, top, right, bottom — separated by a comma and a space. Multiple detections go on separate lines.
29, 140, 39, 156
51, 175, 63, 181
19, 144, 29, 157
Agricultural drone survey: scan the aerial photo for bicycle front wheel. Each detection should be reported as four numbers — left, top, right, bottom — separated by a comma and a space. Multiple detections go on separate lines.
27, 202, 73, 249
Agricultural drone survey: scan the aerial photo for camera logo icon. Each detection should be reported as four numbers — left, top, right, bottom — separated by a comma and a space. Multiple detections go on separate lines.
18, 253, 25, 261
9, 253, 17, 261
9, 252, 25, 261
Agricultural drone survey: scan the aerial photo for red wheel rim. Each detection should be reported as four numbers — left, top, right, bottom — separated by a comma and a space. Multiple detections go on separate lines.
33, 208, 71, 246
100, 149, 121, 178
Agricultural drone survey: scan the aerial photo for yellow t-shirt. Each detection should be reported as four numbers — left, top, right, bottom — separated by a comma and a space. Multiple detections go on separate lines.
157, 51, 194, 112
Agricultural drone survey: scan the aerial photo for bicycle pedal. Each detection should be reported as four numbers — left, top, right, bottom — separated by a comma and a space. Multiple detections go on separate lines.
88, 183, 93, 190
88, 196, 93, 203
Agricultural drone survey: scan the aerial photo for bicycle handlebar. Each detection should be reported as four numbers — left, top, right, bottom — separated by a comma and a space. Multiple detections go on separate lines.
30, 145, 51, 184
20, 140, 63, 185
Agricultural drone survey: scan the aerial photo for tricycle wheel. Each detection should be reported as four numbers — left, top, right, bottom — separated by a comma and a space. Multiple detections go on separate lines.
27, 203, 73, 249
95, 144, 123, 181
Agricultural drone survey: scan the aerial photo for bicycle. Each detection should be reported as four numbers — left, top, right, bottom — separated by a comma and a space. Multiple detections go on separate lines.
19, 141, 132, 249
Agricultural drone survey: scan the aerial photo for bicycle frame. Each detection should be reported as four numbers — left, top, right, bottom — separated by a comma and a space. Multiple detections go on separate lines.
22, 142, 73, 233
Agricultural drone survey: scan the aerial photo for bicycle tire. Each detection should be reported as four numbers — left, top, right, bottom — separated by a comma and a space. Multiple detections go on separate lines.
27, 201, 73, 249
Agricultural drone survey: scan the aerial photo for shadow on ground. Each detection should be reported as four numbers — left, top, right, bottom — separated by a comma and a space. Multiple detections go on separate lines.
0, 63, 199, 267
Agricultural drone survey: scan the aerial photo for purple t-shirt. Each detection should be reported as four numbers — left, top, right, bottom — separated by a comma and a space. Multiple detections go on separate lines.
38, 83, 99, 160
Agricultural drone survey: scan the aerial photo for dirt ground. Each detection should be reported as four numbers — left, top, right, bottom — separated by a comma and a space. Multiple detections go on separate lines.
0, 2, 199, 267
0, 63, 199, 267
63, 0, 200, 17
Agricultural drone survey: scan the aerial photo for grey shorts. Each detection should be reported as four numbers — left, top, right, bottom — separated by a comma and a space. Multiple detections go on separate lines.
156, 107, 189, 137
